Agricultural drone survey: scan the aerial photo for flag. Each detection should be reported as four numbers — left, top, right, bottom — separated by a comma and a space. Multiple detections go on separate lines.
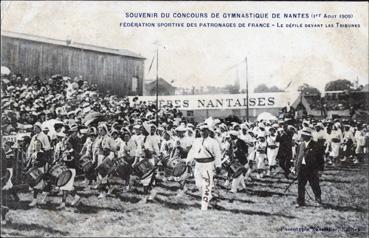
147, 55, 155, 73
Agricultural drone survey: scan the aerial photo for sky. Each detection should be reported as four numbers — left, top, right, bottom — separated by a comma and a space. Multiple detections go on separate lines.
1, 1, 368, 92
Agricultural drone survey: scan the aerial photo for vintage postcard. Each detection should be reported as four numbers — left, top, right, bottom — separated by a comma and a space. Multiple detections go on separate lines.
1, 1, 368, 237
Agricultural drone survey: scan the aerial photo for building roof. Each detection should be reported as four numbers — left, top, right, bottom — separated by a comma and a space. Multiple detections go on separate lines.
145, 78, 176, 89
1, 30, 145, 60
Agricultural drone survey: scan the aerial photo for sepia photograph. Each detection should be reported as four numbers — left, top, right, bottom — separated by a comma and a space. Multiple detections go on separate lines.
1, 1, 368, 237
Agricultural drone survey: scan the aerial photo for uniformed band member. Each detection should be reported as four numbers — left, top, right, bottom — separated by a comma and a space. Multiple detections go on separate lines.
266, 127, 279, 176
228, 130, 248, 194
94, 123, 117, 198
186, 124, 222, 210
138, 122, 160, 202
26, 139, 49, 207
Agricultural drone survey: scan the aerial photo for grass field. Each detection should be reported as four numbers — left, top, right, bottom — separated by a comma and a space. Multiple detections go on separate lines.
1, 160, 368, 237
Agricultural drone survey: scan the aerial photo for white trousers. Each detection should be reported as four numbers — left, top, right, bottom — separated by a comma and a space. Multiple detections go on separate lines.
194, 162, 215, 210
329, 142, 340, 158
231, 174, 246, 193
140, 158, 156, 186
267, 148, 278, 167
256, 153, 267, 170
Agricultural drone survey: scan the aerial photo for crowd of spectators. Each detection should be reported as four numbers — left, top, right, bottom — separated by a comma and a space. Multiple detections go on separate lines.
1, 72, 186, 138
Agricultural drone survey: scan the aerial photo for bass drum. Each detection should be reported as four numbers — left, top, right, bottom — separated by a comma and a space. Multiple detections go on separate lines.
25, 167, 44, 187
96, 157, 117, 178
165, 158, 187, 177
228, 160, 247, 178
78, 155, 93, 173
49, 163, 73, 187
133, 159, 155, 179
114, 158, 132, 179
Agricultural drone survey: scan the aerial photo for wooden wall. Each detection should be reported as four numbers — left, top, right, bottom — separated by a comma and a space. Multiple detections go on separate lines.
1, 36, 145, 96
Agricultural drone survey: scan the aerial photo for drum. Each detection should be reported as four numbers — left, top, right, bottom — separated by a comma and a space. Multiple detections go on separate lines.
49, 164, 72, 187
165, 158, 187, 177
25, 167, 44, 187
133, 159, 155, 179
114, 159, 131, 179
96, 157, 117, 177
124, 155, 135, 165
78, 156, 93, 173
228, 160, 246, 178
1, 169, 11, 188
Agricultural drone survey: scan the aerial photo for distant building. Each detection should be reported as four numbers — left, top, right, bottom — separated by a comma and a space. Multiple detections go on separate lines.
175, 85, 238, 96
143, 78, 176, 96
1, 31, 145, 96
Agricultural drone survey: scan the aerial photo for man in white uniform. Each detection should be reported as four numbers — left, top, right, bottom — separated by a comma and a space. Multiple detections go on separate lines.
186, 124, 222, 210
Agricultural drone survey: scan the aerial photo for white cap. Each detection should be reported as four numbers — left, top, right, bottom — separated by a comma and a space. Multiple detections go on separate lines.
300, 128, 313, 137
175, 125, 187, 132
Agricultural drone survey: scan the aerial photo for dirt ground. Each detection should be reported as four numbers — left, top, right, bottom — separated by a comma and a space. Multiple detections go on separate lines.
1, 160, 368, 237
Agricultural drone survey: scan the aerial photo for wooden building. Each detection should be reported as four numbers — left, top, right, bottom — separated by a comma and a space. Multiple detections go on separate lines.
143, 78, 176, 96
1, 31, 145, 96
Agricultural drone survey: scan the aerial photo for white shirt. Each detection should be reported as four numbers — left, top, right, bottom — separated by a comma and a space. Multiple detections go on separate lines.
313, 130, 327, 142
174, 136, 192, 149
328, 130, 343, 143
355, 131, 365, 146
302, 140, 312, 165
267, 134, 278, 147
130, 134, 144, 156
136, 135, 160, 158
115, 137, 125, 158
80, 137, 93, 157
343, 130, 355, 143
160, 138, 175, 157
27, 132, 51, 157
187, 137, 222, 168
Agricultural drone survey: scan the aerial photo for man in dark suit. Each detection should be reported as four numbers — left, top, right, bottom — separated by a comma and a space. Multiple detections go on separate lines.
276, 122, 294, 178
294, 128, 322, 207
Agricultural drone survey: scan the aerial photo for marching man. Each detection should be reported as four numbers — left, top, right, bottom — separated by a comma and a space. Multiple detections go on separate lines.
134, 122, 160, 203
93, 123, 117, 198
186, 124, 222, 211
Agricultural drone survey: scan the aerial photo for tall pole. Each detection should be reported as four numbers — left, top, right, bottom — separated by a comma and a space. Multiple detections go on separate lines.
245, 57, 249, 122
156, 47, 159, 126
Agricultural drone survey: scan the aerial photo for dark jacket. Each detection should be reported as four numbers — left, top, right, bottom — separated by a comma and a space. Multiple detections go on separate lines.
294, 140, 320, 176
316, 138, 325, 171
233, 139, 248, 165
276, 130, 293, 160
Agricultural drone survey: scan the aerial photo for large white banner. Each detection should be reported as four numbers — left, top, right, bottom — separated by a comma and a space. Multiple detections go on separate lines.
129, 92, 299, 110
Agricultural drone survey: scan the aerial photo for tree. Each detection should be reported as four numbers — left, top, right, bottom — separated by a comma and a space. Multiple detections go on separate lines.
298, 83, 320, 96
254, 84, 284, 93
269, 86, 284, 92
325, 79, 353, 91
225, 84, 239, 94
254, 84, 270, 93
